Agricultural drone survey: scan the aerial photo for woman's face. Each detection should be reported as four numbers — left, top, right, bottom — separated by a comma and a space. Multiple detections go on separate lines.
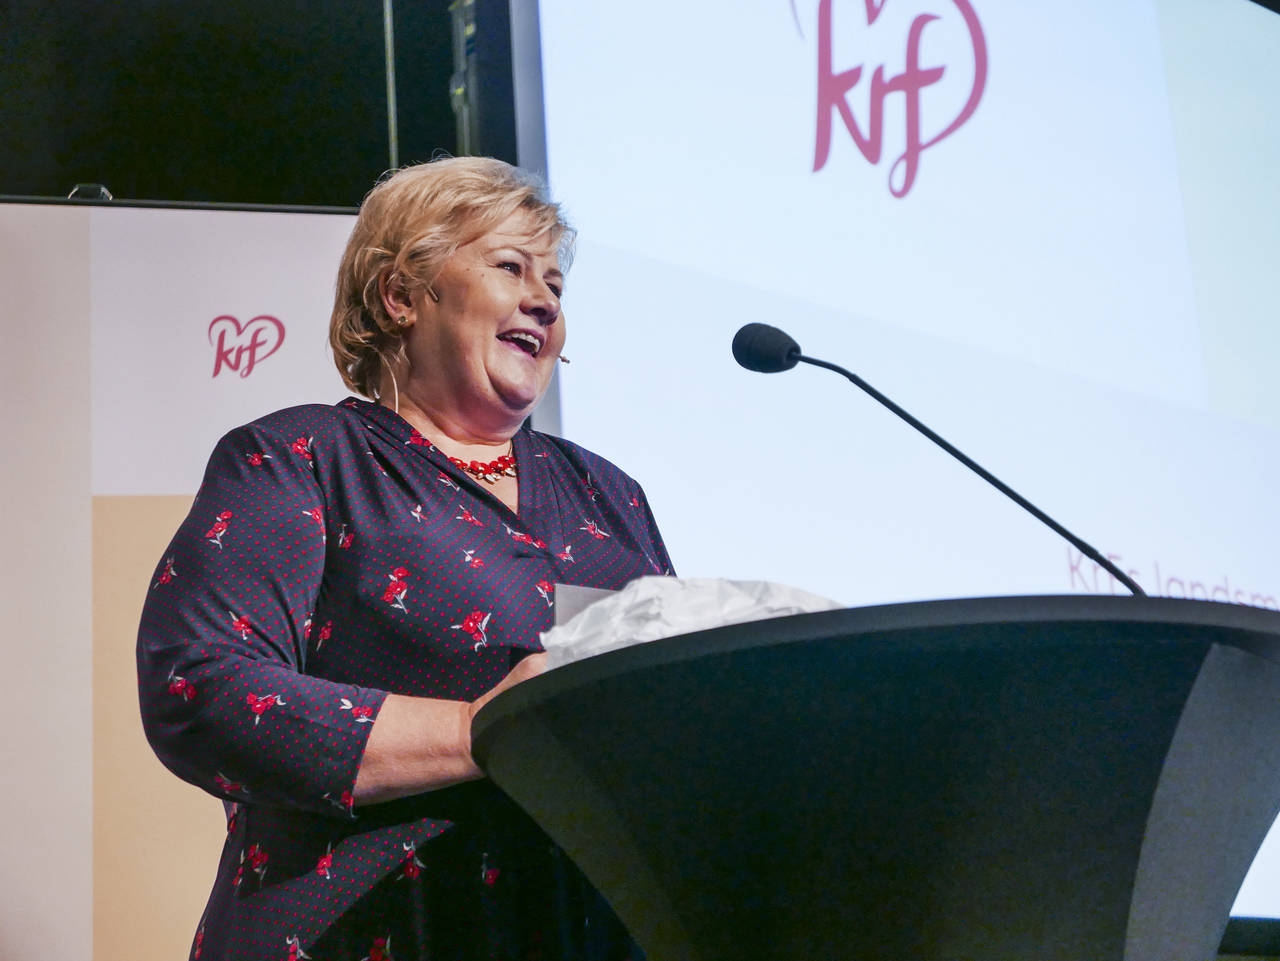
399, 210, 566, 434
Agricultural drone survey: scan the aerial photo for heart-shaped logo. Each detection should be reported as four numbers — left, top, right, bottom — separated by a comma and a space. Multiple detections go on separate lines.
208, 314, 286, 379
811, 0, 988, 197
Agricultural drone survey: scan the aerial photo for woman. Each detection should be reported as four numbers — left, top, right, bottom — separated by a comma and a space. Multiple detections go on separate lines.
138, 156, 672, 961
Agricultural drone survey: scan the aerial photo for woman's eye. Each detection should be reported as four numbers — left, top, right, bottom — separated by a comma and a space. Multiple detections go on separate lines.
548, 284, 563, 299
499, 261, 521, 275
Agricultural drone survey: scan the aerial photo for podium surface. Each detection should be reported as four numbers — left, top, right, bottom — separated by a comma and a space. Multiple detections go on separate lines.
472, 596, 1280, 961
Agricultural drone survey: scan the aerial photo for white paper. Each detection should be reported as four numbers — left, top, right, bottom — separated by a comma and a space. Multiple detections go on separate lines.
540, 576, 842, 668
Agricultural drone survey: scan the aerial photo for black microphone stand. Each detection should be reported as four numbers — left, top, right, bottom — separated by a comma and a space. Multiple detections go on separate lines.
796, 352, 1147, 597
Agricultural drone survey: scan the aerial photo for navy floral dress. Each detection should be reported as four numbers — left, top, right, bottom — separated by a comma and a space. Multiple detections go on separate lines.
137, 397, 673, 961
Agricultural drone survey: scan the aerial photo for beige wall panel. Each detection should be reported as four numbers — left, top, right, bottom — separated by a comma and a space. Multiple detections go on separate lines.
0, 204, 93, 960
93, 495, 226, 961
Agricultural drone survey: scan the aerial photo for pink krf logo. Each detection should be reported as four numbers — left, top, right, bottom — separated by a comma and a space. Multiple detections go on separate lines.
810, 0, 987, 197
208, 314, 286, 378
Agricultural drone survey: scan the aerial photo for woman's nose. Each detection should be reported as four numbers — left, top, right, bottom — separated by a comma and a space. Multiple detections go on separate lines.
523, 284, 560, 325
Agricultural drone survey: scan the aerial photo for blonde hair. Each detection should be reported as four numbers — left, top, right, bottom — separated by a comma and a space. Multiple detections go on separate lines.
329, 156, 574, 398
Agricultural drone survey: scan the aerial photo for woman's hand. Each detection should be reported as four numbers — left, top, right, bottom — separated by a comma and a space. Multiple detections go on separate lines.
468, 652, 548, 723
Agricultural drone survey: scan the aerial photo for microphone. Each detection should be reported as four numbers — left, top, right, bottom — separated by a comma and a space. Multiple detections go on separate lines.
732, 323, 800, 372
732, 323, 1146, 597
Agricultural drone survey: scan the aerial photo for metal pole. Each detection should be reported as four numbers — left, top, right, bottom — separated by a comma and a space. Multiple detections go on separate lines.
383, 0, 400, 169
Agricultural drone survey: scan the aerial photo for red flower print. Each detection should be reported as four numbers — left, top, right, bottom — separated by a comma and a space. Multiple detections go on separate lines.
152, 555, 177, 589
363, 935, 392, 961
410, 504, 425, 522
167, 668, 197, 701
481, 852, 500, 887
194, 923, 205, 959
323, 790, 354, 815
535, 580, 554, 607
230, 612, 252, 639
631, 496, 640, 508
316, 845, 333, 879
438, 472, 460, 491
316, 620, 332, 650
338, 524, 354, 549
205, 511, 233, 549
462, 549, 485, 570
246, 692, 285, 726
397, 841, 426, 881
245, 452, 272, 466
291, 436, 314, 461
303, 613, 312, 640
302, 507, 326, 542
557, 544, 575, 563
579, 518, 611, 540
503, 524, 546, 549
456, 506, 484, 527
286, 933, 312, 961
237, 843, 268, 886
339, 698, 375, 723
383, 567, 410, 612
451, 610, 492, 651
215, 771, 247, 795
407, 429, 433, 447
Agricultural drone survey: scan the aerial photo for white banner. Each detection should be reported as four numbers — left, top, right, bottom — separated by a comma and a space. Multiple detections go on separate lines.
90, 206, 355, 495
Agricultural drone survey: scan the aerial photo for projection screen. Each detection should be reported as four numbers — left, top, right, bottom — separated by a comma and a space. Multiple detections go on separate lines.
524, 0, 1280, 921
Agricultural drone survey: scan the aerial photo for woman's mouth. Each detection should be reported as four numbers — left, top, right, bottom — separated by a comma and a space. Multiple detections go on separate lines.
497, 330, 543, 357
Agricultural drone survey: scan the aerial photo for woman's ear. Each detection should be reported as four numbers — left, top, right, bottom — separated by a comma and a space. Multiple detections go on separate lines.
378, 270, 415, 326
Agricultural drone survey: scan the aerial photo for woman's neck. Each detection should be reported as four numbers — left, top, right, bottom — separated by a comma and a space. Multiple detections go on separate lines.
383, 393, 519, 462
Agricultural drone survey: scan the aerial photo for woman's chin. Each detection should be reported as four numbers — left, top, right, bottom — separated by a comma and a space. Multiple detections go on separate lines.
487, 378, 545, 420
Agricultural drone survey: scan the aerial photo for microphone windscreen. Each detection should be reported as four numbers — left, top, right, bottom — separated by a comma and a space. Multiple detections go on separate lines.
732, 323, 801, 372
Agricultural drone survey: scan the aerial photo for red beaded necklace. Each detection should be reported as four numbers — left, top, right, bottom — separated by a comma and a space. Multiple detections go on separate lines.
408, 428, 516, 483
448, 451, 517, 484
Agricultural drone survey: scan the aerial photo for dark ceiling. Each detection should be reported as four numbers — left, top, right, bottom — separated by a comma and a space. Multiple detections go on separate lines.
0, 0, 459, 207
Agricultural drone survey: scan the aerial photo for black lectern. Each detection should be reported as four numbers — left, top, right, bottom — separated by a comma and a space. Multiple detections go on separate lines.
472, 596, 1280, 961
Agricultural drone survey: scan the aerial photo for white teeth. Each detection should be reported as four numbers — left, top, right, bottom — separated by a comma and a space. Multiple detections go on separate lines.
503, 332, 542, 355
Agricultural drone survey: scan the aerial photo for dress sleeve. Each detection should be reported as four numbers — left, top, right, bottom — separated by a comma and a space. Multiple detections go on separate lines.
137, 421, 387, 818
632, 482, 676, 577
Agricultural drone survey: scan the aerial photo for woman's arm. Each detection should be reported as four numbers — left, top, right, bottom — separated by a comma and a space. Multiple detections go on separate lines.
139, 420, 392, 816
139, 416, 550, 816
352, 652, 546, 805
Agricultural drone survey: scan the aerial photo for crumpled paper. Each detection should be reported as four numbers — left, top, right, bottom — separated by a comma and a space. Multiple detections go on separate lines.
540, 576, 842, 669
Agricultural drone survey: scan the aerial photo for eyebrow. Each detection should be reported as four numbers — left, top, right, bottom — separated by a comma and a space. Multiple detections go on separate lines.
491, 243, 564, 281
